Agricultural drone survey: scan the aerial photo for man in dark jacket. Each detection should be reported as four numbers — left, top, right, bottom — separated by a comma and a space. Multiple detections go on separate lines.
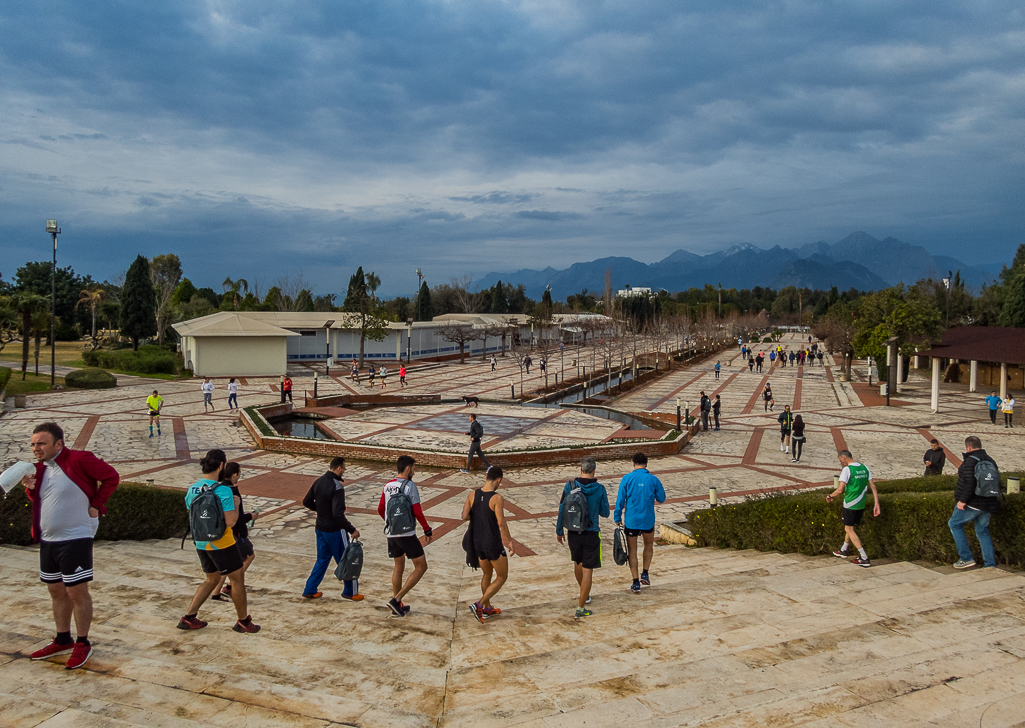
949, 436, 1000, 569
462, 413, 491, 472
699, 392, 710, 431
923, 439, 946, 476
301, 457, 362, 600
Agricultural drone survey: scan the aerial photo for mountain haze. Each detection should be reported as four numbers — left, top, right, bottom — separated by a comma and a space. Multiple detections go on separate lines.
475, 232, 992, 300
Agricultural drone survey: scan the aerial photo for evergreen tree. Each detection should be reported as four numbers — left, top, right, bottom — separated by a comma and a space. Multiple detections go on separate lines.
998, 268, 1025, 327
342, 266, 388, 365
120, 255, 157, 350
414, 281, 432, 321
489, 281, 508, 313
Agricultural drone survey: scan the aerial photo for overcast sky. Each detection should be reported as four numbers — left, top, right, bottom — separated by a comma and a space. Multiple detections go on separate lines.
2, 0, 1023, 298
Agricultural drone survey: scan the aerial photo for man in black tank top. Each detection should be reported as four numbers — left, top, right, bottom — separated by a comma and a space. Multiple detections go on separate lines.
460, 467, 513, 623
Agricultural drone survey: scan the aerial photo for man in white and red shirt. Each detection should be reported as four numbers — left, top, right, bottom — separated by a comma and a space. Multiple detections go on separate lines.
377, 455, 432, 617
22, 422, 119, 669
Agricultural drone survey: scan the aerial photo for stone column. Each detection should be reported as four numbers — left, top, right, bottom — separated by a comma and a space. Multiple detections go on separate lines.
395, 330, 402, 360
896, 352, 904, 393
913, 353, 920, 369
970, 360, 978, 392
931, 356, 941, 412
1001, 362, 1009, 400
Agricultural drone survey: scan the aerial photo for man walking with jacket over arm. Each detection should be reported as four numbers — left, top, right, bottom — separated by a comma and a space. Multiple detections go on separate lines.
302, 457, 362, 600
950, 436, 1000, 569
614, 453, 666, 594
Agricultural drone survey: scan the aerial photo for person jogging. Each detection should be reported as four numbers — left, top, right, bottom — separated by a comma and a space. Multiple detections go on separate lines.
367, 365, 376, 389
791, 414, 806, 463
282, 375, 293, 402
555, 457, 610, 620
1002, 394, 1015, 428
146, 389, 163, 437
714, 360, 721, 380
985, 391, 1001, 425
778, 405, 794, 455
178, 449, 260, 633
949, 436, 1000, 569
763, 383, 774, 412
211, 462, 258, 602
201, 378, 215, 412
378, 456, 433, 616
827, 450, 881, 567
712, 395, 722, 431
461, 466, 514, 623
379, 365, 388, 389
22, 422, 119, 670
462, 413, 491, 473
350, 361, 360, 384
399, 365, 407, 387
227, 378, 239, 410
614, 453, 666, 594
302, 456, 362, 601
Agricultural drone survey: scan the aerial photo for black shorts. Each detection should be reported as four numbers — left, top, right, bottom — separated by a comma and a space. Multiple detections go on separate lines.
197, 545, 244, 575
474, 544, 507, 562
235, 537, 254, 558
567, 530, 602, 570
388, 534, 425, 560
780, 428, 791, 437
624, 527, 654, 538
149, 410, 160, 417
39, 538, 93, 585
842, 508, 865, 527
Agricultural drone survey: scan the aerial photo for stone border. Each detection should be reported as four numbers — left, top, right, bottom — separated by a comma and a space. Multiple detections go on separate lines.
241, 401, 698, 467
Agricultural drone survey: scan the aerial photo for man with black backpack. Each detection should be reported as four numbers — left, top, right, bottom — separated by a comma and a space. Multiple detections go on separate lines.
178, 449, 260, 633
377, 455, 433, 616
950, 436, 1001, 569
555, 457, 610, 620
301, 457, 362, 601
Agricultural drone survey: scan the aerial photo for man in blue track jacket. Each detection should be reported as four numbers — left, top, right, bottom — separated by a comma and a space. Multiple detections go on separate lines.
614, 453, 667, 594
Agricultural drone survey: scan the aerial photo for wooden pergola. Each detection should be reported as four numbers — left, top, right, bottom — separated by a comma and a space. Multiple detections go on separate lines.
915, 326, 1025, 412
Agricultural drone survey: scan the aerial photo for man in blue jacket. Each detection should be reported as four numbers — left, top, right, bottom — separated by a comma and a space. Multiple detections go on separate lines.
556, 457, 610, 620
985, 391, 1001, 425
614, 453, 667, 594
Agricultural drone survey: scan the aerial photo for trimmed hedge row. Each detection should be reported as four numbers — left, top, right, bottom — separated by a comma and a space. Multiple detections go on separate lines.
83, 346, 176, 374
65, 367, 118, 389
687, 489, 1025, 567
1, 482, 188, 547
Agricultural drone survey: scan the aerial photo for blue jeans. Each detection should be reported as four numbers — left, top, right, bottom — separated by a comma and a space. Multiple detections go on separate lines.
227, 393, 237, 409
948, 507, 996, 567
303, 529, 358, 596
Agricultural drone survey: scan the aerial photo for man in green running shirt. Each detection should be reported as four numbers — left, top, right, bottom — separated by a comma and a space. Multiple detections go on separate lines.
146, 390, 163, 438
826, 450, 881, 567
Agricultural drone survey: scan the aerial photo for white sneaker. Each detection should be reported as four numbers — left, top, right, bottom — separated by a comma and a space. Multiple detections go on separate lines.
785, 447, 790, 454
780, 444, 785, 452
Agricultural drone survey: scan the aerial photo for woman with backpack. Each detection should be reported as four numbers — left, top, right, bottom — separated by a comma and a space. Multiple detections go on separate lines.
211, 462, 258, 602
461, 466, 514, 623
791, 415, 806, 463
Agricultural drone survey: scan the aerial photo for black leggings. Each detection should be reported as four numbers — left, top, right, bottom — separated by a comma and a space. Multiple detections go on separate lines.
792, 437, 804, 460
1005, 412, 1013, 427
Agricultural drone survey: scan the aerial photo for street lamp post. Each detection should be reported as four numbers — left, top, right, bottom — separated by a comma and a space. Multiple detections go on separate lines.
943, 271, 952, 329
415, 268, 423, 320
45, 220, 60, 388
406, 317, 413, 363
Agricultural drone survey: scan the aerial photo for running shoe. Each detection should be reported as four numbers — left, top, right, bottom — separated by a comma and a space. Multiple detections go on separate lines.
574, 607, 593, 620
221, 585, 232, 596
482, 606, 501, 616
585, 596, 592, 604
953, 559, 977, 570
791, 458, 797, 463
460, 469, 469, 473
400, 603, 411, 616
469, 602, 485, 624
30, 640, 74, 660
640, 572, 650, 586
64, 642, 92, 670
211, 593, 231, 602
850, 556, 871, 568
341, 593, 365, 601
302, 591, 323, 599
630, 582, 641, 594
176, 615, 208, 630
832, 550, 848, 558
387, 597, 405, 617
232, 616, 261, 633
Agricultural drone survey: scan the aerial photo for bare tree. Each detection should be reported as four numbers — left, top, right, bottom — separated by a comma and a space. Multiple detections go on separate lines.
274, 270, 314, 312
450, 275, 482, 314
438, 322, 481, 364
480, 322, 506, 361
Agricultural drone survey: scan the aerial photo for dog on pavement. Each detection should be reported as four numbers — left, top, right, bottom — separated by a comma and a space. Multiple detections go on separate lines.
462, 395, 480, 408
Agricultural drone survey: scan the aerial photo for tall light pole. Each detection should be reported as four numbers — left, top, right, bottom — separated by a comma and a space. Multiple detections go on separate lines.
45, 219, 60, 388
943, 271, 952, 329
406, 317, 413, 363
415, 268, 423, 321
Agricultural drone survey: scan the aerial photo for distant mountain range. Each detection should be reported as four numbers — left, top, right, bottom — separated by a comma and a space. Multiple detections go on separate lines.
476, 232, 996, 300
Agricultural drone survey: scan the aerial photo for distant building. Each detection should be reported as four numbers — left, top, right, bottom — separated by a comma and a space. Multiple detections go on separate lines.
616, 286, 652, 298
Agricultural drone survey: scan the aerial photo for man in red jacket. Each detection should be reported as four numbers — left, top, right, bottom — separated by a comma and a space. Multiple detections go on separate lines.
21, 422, 119, 670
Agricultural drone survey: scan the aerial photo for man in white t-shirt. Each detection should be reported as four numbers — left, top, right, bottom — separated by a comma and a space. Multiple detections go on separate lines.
201, 378, 215, 412
377, 455, 433, 616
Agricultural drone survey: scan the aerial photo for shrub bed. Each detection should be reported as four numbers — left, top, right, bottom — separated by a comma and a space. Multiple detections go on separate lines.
83, 345, 176, 374
1, 482, 188, 547
687, 489, 1025, 567
0, 366, 11, 390
65, 367, 117, 389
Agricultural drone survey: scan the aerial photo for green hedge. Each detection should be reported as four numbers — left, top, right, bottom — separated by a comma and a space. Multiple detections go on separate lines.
0, 366, 11, 390
65, 367, 118, 389
83, 345, 176, 374
687, 489, 1025, 567
1, 482, 188, 546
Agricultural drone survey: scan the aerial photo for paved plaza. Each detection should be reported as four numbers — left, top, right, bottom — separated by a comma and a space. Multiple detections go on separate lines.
1, 334, 1024, 726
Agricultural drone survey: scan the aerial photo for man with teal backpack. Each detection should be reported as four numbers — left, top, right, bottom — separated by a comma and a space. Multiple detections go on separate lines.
950, 436, 1001, 569
556, 457, 610, 620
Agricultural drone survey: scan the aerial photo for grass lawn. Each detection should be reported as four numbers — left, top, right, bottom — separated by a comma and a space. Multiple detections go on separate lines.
3, 372, 74, 396
0, 341, 90, 368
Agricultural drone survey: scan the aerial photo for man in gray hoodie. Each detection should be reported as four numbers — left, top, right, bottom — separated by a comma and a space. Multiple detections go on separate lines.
555, 457, 610, 620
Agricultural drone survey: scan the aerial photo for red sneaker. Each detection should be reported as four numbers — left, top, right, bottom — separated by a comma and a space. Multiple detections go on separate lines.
176, 615, 208, 630
232, 616, 261, 634
29, 640, 74, 660
64, 642, 92, 670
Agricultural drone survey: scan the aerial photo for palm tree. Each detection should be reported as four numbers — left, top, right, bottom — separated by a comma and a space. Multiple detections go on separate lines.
367, 272, 381, 302
222, 277, 250, 310
30, 309, 52, 376
77, 287, 105, 344
11, 291, 49, 380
